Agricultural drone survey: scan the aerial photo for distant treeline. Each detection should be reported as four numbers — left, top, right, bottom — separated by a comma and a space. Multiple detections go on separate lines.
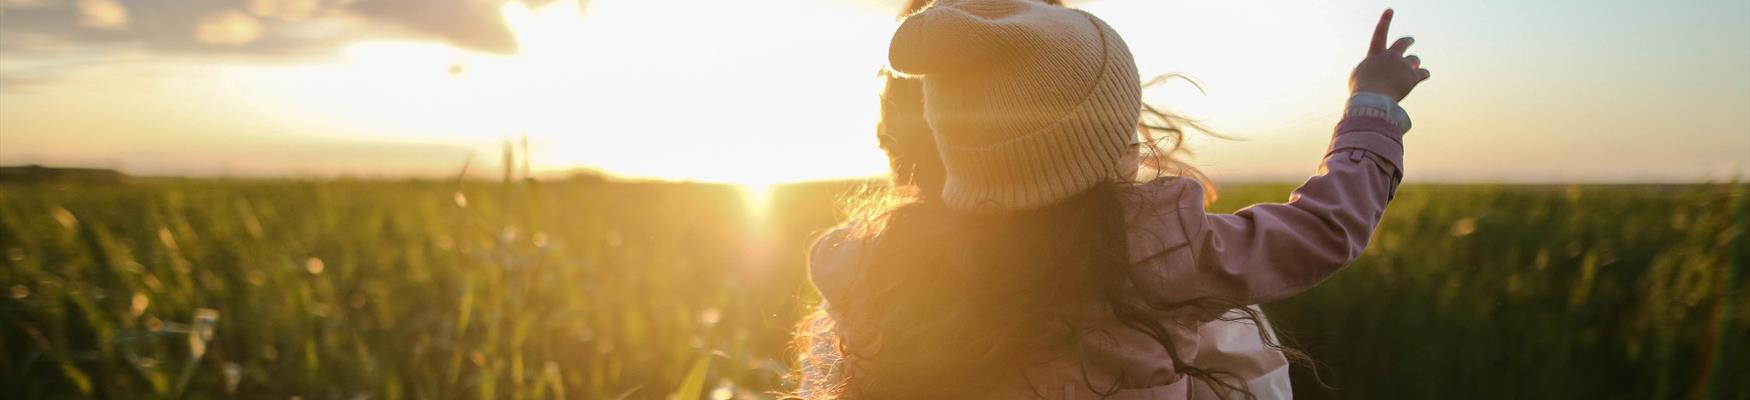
0, 165, 126, 183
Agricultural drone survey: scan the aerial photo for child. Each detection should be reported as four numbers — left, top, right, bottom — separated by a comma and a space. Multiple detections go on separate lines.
797, 1, 1426, 398
865, 1, 1295, 396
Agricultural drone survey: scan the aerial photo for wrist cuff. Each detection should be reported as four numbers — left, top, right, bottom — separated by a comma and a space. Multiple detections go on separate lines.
1347, 92, 1412, 131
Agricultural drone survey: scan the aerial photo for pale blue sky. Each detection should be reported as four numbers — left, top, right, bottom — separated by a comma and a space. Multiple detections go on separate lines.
1378, 0, 1749, 181
1093, 0, 1750, 182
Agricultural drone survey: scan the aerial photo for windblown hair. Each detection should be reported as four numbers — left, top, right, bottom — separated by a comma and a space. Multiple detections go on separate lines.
789, 2, 1303, 399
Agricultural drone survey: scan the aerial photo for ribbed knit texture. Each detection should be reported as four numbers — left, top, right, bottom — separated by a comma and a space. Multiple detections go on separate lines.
889, 0, 1141, 213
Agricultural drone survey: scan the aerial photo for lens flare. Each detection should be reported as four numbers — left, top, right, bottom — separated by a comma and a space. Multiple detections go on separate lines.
737, 183, 775, 218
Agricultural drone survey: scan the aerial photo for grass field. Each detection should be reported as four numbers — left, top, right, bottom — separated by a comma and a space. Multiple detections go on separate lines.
1, 178, 1745, 399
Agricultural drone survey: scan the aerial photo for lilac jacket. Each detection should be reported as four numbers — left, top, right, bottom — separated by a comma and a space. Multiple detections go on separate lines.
807, 102, 1407, 399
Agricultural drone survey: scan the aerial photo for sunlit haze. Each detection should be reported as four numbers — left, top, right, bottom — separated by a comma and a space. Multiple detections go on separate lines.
1, 0, 1746, 183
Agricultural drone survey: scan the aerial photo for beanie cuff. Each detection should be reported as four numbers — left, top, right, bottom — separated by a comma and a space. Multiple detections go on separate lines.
936, 94, 1137, 212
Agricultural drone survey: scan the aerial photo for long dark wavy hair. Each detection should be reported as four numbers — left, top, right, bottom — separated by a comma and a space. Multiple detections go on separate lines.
790, 1, 1303, 398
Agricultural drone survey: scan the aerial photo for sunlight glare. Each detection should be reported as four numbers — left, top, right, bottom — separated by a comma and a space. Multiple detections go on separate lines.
738, 183, 776, 218
494, 0, 894, 185
222, 0, 899, 184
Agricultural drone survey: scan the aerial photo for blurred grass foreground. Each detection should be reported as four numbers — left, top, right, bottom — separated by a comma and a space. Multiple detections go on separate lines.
1, 171, 1746, 399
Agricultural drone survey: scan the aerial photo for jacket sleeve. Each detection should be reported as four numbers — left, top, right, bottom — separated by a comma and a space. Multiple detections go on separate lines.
1146, 95, 1408, 305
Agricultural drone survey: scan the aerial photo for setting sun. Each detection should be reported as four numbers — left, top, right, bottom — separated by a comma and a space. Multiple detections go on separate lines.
309, 0, 897, 185
738, 182, 777, 217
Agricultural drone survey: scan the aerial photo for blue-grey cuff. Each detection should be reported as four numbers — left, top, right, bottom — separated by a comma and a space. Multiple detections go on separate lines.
1347, 92, 1411, 131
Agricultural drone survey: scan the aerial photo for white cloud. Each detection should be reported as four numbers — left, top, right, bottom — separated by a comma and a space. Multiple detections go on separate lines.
195, 10, 264, 46
0, 0, 61, 9
76, 0, 127, 30
248, 0, 322, 21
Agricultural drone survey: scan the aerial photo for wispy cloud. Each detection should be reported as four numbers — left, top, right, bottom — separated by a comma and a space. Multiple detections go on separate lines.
350, 0, 522, 55
0, 0, 561, 53
75, 0, 129, 29
193, 9, 262, 45
0, 0, 582, 87
0, 75, 55, 93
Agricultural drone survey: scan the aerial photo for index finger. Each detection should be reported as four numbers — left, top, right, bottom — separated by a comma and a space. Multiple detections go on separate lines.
1369, 9, 1394, 55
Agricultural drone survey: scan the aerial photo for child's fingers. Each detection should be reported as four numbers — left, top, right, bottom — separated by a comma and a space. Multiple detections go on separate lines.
1418, 68, 1432, 81
1405, 55, 1421, 69
1369, 9, 1393, 55
1387, 37, 1414, 57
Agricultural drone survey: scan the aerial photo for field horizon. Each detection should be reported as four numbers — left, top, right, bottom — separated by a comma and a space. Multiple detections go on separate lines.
5, 163, 1744, 187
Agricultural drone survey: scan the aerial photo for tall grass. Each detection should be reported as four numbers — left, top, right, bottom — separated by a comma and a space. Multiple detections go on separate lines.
1, 179, 1743, 399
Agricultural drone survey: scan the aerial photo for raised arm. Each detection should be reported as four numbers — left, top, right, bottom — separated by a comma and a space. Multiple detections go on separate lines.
1130, 9, 1429, 306
1181, 103, 1407, 304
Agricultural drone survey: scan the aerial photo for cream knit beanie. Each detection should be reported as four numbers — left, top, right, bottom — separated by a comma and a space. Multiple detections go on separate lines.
889, 0, 1141, 213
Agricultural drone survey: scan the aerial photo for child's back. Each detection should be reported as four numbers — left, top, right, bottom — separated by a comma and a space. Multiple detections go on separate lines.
799, 1, 1427, 398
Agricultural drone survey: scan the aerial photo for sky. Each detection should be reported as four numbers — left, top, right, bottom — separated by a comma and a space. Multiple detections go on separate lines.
0, 0, 1746, 183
